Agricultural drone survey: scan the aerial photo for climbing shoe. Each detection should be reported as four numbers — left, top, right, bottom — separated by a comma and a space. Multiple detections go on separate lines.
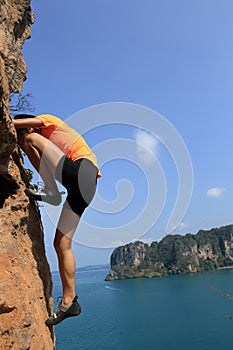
25, 187, 65, 206
45, 295, 81, 327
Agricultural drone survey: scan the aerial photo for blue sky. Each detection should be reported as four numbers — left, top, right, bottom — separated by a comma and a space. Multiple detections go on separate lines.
20, 0, 233, 270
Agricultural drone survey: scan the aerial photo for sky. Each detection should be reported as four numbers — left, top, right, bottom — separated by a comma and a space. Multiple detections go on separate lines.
19, 0, 233, 270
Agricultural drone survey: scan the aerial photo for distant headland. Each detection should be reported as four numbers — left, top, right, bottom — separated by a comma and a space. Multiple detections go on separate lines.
105, 224, 233, 281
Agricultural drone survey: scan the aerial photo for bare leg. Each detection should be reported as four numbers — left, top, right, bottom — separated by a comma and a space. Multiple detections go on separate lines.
18, 132, 65, 192
53, 207, 80, 306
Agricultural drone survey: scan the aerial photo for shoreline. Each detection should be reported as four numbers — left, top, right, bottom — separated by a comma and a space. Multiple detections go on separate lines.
217, 266, 233, 270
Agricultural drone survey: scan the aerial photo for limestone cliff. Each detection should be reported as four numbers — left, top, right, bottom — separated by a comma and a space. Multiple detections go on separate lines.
106, 225, 233, 280
110, 241, 147, 268
0, 1, 55, 349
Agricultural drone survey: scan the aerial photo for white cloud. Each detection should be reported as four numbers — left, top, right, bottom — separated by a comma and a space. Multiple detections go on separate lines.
134, 128, 159, 164
178, 222, 190, 230
168, 221, 190, 232
111, 240, 125, 247
207, 187, 225, 199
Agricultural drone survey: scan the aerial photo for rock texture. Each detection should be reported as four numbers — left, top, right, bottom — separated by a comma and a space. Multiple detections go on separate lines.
106, 225, 233, 280
110, 241, 147, 268
0, 1, 55, 349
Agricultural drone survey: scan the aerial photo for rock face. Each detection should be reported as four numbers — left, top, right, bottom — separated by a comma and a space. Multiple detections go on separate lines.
110, 241, 147, 267
0, 1, 55, 349
106, 225, 233, 280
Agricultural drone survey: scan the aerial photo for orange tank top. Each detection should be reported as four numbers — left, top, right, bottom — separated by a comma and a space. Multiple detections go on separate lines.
36, 114, 101, 178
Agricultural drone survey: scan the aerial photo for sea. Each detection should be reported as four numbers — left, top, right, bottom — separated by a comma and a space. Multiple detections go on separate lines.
52, 268, 233, 350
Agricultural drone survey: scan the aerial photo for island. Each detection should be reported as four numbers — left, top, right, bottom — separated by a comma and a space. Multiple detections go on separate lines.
105, 224, 233, 280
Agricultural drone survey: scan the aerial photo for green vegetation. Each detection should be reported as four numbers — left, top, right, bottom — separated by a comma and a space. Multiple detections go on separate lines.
25, 168, 38, 191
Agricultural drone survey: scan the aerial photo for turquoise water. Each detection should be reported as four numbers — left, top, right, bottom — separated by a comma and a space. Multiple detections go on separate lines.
53, 269, 233, 350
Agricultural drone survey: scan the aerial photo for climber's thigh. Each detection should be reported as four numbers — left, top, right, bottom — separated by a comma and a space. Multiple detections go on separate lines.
22, 132, 65, 174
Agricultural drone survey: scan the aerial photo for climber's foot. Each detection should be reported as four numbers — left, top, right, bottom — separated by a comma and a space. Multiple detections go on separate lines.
45, 296, 81, 327
25, 187, 65, 206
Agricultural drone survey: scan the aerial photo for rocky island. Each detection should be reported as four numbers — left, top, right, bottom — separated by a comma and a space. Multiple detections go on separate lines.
105, 225, 233, 280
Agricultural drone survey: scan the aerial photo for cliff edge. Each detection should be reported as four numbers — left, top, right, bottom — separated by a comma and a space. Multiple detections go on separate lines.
0, 1, 55, 349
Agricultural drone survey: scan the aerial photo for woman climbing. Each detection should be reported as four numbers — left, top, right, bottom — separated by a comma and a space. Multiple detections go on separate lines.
13, 113, 101, 326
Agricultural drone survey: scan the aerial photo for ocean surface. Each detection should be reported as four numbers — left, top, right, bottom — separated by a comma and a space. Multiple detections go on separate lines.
52, 268, 233, 350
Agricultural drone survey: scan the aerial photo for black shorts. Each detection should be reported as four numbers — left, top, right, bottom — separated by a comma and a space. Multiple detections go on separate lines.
55, 156, 98, 216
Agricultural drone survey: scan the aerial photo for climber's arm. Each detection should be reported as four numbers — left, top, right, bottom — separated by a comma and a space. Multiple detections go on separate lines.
13, 118, 43, 129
